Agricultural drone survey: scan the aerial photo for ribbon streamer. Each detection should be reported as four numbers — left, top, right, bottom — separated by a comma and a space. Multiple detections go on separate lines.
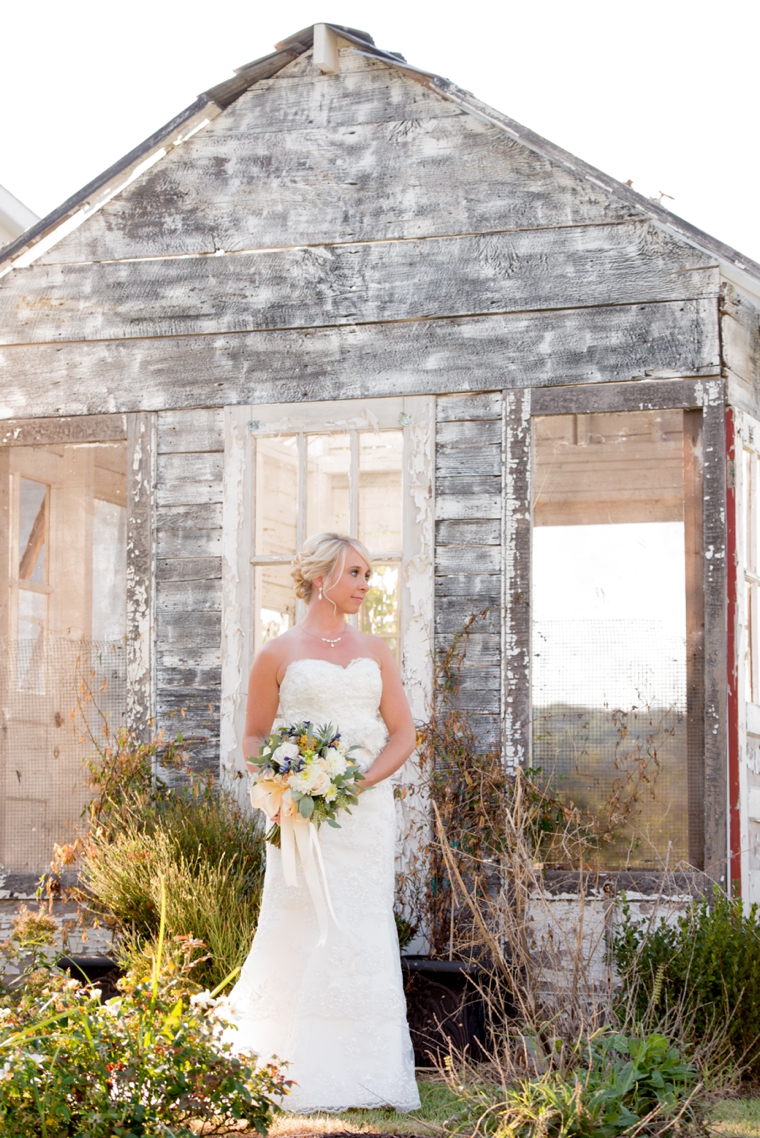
250, 779, 341, 946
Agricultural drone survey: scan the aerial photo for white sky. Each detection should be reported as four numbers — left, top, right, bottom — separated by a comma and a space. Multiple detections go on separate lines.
533, 523, 688, 707
2, 0, 758, 263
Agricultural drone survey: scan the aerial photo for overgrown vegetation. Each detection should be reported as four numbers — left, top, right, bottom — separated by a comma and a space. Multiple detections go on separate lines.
614, 889, 760, 1076
53, 665, 265, 992
0, 882, 286, 1137
394, 615, 752, 1136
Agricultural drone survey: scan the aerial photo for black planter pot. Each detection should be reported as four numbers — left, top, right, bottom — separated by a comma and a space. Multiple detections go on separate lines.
401, 956, 489, 1066
57, 955, 122, 1001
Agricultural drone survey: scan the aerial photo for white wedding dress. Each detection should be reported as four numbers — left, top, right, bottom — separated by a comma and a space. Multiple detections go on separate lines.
222, 656, 420, 1113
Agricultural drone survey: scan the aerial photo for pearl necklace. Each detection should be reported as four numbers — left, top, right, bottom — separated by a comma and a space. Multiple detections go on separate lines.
303, 627, 343, 650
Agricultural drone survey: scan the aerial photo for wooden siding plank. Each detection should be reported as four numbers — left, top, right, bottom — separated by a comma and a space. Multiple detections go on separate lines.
157, 409, 224, 454
157, 451, 224, 482
0, 225, 718, 346
214, 61, 464, 135
156, 481, 223, 506
157, 579, 222, 613
435, 602, 501, 635
436, 546, 502, 574
156, 527, 223, 559
435, 518, 501, 545
37, 113, 640, 264
437, 392, 503, 421
436, 444, 502, 476
435, 574, 501, 599
435, 494, 503, 521
436, 632, 501, 667
156, 557, 222, 581
157, 665, 221, 688
436, 420, 503, 447
157, 610, 221, 647
0, 302, 720, 420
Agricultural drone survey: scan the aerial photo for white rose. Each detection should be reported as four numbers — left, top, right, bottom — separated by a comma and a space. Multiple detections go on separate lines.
308, 767, 333, 796
273, 742, 299, 764
324, 747, 347, 776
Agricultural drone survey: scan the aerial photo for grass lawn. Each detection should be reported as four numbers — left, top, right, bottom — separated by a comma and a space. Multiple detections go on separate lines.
709, 1097, 760, 1136
268, 1079, 458, 1136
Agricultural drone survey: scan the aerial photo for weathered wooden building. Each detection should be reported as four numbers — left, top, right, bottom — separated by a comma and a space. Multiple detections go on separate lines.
1, 23, 759, 899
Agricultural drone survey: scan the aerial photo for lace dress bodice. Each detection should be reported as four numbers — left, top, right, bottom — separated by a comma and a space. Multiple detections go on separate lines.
278, 656, 388, 770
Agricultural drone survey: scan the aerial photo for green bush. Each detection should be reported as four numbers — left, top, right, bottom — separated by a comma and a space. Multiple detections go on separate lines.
445, 1030, 697, 1138
613, 888, 760, 1075
0, 888, 287, 1138
83, 783, 265, 991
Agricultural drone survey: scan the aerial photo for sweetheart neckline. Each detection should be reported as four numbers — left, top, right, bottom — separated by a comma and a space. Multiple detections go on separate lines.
279, 656, 381, 686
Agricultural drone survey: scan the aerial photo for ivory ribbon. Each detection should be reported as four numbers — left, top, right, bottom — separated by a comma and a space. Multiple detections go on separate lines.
250, 779, 341, 946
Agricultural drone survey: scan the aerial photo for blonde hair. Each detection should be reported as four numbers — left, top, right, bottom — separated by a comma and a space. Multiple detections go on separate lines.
291, 533, 373, 603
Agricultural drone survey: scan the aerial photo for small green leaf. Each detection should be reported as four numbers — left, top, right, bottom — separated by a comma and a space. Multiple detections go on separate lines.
299, 796, 314, 818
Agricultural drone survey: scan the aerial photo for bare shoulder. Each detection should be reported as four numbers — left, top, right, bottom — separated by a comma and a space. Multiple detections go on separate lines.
251, 630, 297, 676
356, 631, 398, 674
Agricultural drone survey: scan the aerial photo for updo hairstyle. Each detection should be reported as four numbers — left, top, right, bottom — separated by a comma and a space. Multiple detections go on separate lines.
291, 532, 373, 603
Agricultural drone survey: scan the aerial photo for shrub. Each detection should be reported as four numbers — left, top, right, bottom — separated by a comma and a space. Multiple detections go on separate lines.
83, 784, 265, 991
613, 888, 760, 1075
444, 1030, 697, 1138
0, 885, 288, 1138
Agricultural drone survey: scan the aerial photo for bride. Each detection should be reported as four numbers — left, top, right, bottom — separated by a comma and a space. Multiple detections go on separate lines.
222, 532, 421, 1113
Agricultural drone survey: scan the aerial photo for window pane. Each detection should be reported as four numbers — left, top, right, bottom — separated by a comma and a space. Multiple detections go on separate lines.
359, 431, 403, 552
17, 589, 47, 692
306, 434, 350, 536
19, 478, 47, 584
532, 409, 694, 868
255, 563, 297, 653
92, 499, 127, 641
360, 564, 400, 660
256, 436, 298, 555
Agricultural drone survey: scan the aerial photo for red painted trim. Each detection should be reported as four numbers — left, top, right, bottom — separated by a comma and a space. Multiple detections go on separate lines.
726, 406, 742, 895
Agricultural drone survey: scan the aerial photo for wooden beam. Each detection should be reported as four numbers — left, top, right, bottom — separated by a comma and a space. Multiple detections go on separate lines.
502, 389, 532, 766
532, 377, 715, 416
702, 389, 729, 883
313, 24, 340, 74
683, 408, 706, 870
0, 224, 719, 347
0, 414, 126, 446
0, 300, 721, 420
126, 412, 156, 736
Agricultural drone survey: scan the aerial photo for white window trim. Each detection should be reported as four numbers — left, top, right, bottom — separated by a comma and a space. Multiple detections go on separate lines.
220, 396, 435, 799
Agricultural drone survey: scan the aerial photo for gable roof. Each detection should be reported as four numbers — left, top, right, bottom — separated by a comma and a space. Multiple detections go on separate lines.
2, 22, 759, 300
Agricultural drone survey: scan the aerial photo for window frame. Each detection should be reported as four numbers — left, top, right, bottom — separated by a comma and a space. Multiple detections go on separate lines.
221, 397, 435, 792
504, 378, 728, 883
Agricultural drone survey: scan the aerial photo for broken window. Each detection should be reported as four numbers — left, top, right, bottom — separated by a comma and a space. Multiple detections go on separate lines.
531, 410, 704, 869
251, 427, 404, 660
0, 441, 128, 872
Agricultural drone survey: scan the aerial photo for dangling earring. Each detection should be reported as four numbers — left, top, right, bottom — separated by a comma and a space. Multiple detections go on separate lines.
318, 586, 323, 601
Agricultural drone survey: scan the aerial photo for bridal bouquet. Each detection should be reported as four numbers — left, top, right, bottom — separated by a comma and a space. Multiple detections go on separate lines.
249, 721, 364, 848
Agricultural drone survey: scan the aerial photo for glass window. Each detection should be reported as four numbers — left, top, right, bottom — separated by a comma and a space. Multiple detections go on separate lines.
359, 431, 403, 553
251, 427, 405, 655
256, 436, 298, 556
532, 409, 702, 868
1, 440, 128, 875
306, 434, 351, 535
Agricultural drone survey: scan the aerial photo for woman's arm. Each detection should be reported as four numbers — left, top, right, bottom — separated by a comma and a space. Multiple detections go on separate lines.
242, 645, 282, 771
361, 641, 417, 789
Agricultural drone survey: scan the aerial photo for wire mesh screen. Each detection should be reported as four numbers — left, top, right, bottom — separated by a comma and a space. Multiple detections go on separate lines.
532, 620, 691, 868
0, 637, 127, 874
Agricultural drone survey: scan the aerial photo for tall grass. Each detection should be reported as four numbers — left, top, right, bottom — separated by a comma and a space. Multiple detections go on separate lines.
82, 783, 265, 991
